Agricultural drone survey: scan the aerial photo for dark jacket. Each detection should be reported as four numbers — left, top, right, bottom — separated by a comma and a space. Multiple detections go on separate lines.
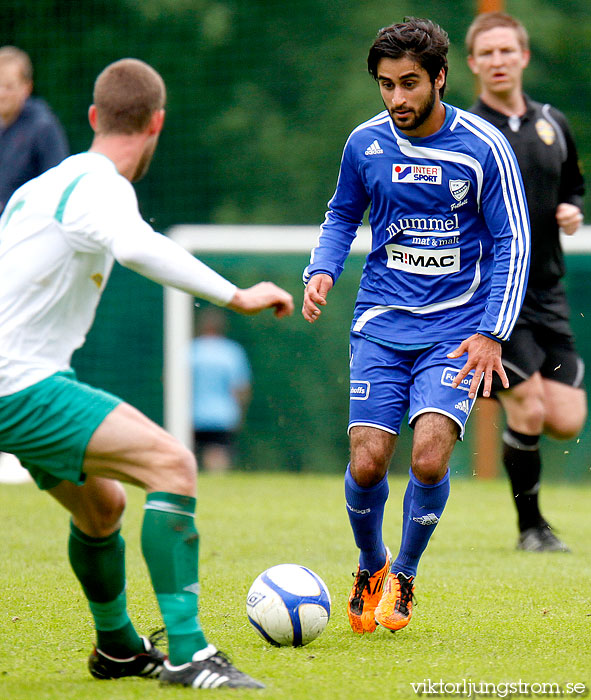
0, 97, 69, 213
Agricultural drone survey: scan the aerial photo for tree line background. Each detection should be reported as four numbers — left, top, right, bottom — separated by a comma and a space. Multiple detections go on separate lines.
3, 0, 591, 228
2, 0, 591, 476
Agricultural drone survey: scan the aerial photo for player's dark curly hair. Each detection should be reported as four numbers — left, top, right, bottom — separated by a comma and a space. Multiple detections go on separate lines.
367, 18, 449, 98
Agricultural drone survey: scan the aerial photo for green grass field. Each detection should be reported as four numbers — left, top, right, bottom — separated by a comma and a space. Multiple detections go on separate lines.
2, 473, 590, 700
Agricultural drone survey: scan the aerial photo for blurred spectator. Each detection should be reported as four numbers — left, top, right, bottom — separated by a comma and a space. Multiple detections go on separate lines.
0, 45, 68, 483
0, 45, 69, 214
190, 308, 252, 472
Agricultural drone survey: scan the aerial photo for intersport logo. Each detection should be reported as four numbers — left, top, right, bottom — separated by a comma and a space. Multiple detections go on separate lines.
386, 243, 460, 275
392, 164, 442, 184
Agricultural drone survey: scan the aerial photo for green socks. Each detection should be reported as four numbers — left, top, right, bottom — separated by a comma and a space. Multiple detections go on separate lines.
68, 522, 143, 657
141, 492, 208, 665
69, 492, 208, 665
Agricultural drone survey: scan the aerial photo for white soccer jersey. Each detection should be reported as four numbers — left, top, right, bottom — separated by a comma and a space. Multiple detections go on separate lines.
0, 152, 236, 395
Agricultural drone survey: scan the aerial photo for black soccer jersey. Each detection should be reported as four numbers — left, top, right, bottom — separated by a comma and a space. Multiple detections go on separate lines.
469, 97, 584, 289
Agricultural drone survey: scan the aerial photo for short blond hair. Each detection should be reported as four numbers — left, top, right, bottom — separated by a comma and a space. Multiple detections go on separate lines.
465, 12, 529, 55
0, 45, 33, 82
93, 58, 166, 135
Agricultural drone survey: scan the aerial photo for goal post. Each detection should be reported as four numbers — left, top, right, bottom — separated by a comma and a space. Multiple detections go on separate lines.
164, 224, 372, 449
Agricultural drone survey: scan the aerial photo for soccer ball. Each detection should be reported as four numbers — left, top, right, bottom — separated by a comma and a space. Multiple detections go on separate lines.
246, 564, 331, 646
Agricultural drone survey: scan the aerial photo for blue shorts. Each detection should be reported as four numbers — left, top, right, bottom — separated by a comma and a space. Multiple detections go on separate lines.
348, 334, 478, 439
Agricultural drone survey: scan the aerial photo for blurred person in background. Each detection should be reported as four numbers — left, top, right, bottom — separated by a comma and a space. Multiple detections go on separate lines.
0, 45, 69, 484
0, 45, 69, 214
190, 308, 251, 473
467, 12, 586, 553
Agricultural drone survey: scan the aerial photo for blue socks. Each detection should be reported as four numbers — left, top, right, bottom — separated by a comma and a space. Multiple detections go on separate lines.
345, 464, 451, 579
392, 468, 450, 578
345, 464, 389, 574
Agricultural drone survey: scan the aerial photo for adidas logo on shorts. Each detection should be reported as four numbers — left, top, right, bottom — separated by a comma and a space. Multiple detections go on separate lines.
454, 398, 470, 415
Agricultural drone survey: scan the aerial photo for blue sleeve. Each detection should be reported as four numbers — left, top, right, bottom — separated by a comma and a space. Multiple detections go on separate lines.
476, 142, 530, 342
303, 139, 370, 285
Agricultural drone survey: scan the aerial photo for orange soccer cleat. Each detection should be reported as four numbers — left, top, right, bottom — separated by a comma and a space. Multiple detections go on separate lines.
374, 571, 416, 631
347, 548, 391, 634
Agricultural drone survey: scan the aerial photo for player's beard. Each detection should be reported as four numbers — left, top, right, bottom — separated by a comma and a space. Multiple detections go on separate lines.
132, 137, 158, 182
390, 84, 437, 133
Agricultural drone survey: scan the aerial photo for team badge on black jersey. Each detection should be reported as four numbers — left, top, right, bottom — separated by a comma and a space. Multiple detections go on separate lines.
535, 119, 555, 146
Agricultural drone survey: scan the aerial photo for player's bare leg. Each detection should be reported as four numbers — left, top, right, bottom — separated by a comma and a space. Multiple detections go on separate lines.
349, 425, 396, 486
542, 379, 586, 440
82, 402, 196, 494
410, 412, 457, 483
75, 402, 263, 688
49, 476, 125, 537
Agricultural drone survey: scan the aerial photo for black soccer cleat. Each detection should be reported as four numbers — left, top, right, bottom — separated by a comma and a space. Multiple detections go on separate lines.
88, 629, 166, 680
517, 523, 571, 553
160, 645, 265, 689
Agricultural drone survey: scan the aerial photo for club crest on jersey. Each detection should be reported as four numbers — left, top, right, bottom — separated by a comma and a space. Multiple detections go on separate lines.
449, 179, 470, 210
449, 179, 470, 201
91, 273, 104, 289
350, 380, 370, 400
392, 164, 442, 184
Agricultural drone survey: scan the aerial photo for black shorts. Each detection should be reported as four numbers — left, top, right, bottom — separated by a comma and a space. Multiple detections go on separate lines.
492, 282, 584, 394
193, 430, 234, 449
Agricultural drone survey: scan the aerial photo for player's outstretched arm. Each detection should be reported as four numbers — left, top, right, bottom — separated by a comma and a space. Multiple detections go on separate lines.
227, 282, 294, 318
447, 333, 508, 399
302, 274, 334, 323
111, 228, 293, 314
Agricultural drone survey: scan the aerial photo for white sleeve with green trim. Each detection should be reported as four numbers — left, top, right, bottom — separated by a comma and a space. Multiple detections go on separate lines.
62, 170, 237, 306
112, 227, 237, 306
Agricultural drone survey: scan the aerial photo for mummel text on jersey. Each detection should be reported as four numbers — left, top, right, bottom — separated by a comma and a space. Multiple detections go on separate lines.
304, 105, 530, 344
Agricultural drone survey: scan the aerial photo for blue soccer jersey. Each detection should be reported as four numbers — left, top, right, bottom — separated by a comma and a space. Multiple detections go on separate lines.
304, 104, 530, 344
